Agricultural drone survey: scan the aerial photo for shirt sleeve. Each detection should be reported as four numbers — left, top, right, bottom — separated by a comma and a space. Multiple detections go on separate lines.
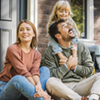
30, 50, 41, 76
43, 47, 69, 79
74, 66, 77, 72
74, 43, 94, 77
7, 46, 32, 77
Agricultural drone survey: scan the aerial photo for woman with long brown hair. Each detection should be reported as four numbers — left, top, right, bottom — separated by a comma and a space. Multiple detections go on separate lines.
0, 19, 50, 100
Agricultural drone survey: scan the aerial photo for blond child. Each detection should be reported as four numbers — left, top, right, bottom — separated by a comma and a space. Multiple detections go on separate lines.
47, 1, 80, 65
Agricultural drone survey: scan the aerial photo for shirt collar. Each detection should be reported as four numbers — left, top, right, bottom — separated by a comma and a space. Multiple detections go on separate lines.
58, 42, 73, 49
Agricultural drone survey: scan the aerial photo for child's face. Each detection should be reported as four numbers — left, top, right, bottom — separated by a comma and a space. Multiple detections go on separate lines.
56, 8, 69, 20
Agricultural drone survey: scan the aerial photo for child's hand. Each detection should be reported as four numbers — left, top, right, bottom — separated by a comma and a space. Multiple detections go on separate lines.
59, 56, 68, 66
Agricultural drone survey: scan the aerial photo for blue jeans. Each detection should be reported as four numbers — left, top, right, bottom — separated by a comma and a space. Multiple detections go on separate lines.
0, 66, 50, 100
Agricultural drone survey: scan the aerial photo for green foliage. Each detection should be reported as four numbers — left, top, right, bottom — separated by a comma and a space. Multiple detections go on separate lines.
71, 0, 85, 36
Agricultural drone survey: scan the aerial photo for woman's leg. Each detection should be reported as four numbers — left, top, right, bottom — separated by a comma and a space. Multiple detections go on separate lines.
19, 66, 50, 100
0, 75, 43, 100
39, 66, 50, 91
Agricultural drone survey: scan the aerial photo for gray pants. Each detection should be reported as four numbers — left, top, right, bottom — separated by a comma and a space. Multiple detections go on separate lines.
46, 73, 100, 100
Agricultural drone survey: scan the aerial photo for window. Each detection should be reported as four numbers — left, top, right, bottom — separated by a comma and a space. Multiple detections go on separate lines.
71, 0, 87, 38
20, 0, 27, 21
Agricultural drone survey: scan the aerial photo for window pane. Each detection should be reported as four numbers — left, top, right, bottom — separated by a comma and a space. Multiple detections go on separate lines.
71, 0, 87, 38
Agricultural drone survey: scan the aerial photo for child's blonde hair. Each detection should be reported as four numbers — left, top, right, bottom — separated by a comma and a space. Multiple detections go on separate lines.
47, 0, 80, 37
47, 1, 71, 32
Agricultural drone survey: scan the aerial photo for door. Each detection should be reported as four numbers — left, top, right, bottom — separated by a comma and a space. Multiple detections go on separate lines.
0, 0, 20, 71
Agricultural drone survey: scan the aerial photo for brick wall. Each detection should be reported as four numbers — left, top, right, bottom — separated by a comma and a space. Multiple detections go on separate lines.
38, 0, 71, 56
38, 0, 58, 56
94, 0, 100, 47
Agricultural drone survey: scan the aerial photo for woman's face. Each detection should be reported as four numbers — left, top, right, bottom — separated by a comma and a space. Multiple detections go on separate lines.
56, 8, 69, 20
18, 23, 35, 43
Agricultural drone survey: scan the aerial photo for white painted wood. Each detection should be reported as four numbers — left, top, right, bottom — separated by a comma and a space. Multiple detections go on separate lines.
27, 0, 38, 30
0, 0, 19, 71
79, 0, 95, 45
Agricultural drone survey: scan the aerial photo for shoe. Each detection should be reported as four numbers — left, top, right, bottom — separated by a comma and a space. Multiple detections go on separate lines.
81, 96, 88, 100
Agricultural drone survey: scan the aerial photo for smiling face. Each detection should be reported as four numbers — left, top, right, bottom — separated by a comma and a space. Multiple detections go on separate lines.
18, 23, 35, 43
56, 9, 69, 20
57, 22, 75, 41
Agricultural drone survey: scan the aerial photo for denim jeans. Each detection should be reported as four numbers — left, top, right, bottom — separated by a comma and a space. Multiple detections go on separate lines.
0, 66, 50, 100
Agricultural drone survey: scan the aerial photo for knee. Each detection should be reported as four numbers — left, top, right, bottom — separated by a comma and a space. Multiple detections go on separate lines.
40, 66, 50, 76
95, 73, 100, 79
10, 75, 25, 83
46, 77, 59, 92
40, 66, 50, 72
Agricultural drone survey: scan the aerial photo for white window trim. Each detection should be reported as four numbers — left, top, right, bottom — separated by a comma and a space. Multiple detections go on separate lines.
27, 0, 38, 50
27, 0, 38, 30
79, 0, 95, 46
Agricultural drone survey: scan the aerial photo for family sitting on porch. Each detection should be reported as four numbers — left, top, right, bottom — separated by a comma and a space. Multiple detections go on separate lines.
0, 0, 100, 100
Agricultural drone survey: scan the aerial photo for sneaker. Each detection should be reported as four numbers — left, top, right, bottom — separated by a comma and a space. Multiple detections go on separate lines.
81, 96, 88, 100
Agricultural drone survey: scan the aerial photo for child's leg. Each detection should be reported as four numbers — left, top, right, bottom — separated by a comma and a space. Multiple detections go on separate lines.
72, 43, 77, 57
57, 52, 66, 59
57, 52, 68, 66
72, 50, 77, 57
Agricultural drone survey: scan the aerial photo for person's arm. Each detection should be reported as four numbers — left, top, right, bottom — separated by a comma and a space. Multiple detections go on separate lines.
43, 47, 70, 79
30, 51, 42, 94
7, 46, 36, 86
28, 51, 51, 99
74, 43, 94, 77
49, 35, 67, 64
26, 76, 35, 86
7, 46, 32, 77
29, 50, 41, 76
33, 75, 51, 100
33, 75, 42, 95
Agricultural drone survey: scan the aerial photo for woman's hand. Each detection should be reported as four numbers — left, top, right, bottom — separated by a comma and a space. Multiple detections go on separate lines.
42, 91, 52, 100
33, 76, 53, 100
34, 89, 52, 100
35, 83, 42, 93
34, 83, 43, 97
34, 83, 52, 100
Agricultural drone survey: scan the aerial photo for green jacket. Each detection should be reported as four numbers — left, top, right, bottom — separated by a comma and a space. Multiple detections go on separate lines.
43, 42, 94, 83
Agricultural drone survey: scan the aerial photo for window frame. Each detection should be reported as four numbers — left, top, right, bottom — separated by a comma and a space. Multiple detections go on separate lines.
27, 0, 38, 30
79, 0, 95, 45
